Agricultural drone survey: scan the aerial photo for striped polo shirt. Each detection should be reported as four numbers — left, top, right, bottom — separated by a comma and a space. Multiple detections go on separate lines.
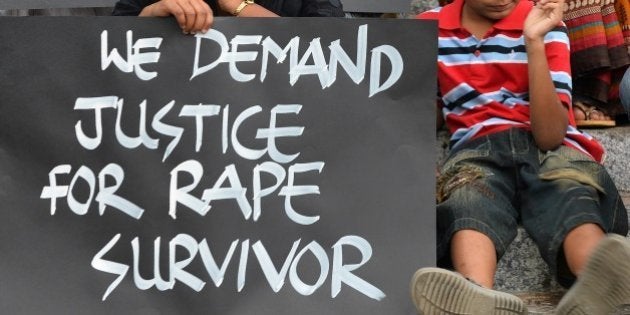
418, 0, 606, 162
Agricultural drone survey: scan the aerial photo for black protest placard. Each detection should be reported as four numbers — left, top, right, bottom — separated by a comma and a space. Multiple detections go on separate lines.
0, 16, 436, 314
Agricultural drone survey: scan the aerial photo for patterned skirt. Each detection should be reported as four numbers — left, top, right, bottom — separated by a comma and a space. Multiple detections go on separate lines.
564, 0, 630, 116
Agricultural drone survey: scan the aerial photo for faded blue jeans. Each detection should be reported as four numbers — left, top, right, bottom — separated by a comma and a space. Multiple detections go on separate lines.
436, 127, 628, 286
620, 66, 630, 117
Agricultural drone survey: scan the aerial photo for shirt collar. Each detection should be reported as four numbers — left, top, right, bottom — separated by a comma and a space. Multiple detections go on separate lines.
439, 0, 533, 31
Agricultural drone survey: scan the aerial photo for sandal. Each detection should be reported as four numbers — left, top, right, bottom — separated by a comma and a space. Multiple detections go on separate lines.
573, 101, 616, 128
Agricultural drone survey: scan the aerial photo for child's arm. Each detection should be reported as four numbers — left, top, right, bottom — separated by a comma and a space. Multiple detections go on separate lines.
523, 0, 568, 151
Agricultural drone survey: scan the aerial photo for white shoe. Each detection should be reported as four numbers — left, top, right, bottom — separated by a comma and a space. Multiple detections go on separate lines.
410, 267, 527, 315
556, 234, 630, 315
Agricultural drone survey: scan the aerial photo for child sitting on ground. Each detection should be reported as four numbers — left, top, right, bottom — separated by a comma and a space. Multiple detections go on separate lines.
414, 0, 630, 313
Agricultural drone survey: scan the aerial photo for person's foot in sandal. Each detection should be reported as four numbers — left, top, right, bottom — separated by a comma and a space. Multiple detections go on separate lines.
573, 101, 616, 128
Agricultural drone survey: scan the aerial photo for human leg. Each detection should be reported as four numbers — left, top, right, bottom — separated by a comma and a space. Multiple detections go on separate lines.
411, 227, 522, 314
412, 132, 526, 314
519, 144, 629, 313
620, 66, 630, 117
451, 229, 496, 288
562, 223, 605, 276
410, 230, 522, 314
556, 234, 630, 315
564, 0, 629, 126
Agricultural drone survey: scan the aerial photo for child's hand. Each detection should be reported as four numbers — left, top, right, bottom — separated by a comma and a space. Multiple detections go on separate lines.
523, 0, 565, 40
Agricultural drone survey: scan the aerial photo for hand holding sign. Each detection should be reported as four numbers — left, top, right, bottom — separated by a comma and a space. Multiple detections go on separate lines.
139, 0, 214, 34
122, 0, 342, 34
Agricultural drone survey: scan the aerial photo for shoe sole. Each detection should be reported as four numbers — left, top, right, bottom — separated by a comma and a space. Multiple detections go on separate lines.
556, 234, 630, 315
410, 267, 526, 315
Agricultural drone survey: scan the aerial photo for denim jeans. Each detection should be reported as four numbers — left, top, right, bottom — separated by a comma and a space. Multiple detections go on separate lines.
620, 66, 630, 117
436, 127, 628, 286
